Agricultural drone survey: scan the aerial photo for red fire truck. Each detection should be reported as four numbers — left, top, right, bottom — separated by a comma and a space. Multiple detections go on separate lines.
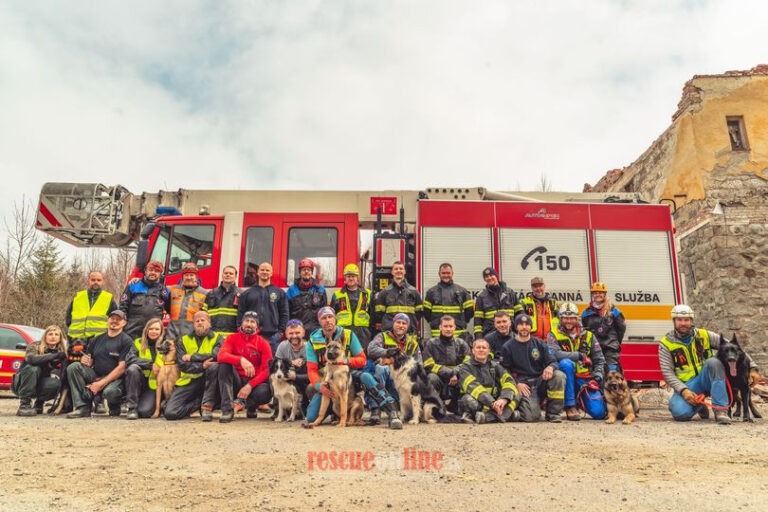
37, 184, 681, 382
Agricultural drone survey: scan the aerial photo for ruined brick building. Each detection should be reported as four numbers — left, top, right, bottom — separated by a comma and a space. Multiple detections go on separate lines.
586, 65, 768, 366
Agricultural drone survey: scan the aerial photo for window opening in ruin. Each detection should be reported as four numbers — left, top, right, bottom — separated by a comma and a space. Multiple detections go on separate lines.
726, 116, 749, 151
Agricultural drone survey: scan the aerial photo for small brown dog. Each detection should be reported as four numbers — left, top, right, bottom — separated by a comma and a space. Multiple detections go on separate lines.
306, 337, 364, 428
152, 339, 180, 419
604, 370, 640, 424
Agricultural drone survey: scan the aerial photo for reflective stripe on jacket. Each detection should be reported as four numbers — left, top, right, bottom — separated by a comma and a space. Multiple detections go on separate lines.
659, 328, 711, 383
69, 290, 113, 339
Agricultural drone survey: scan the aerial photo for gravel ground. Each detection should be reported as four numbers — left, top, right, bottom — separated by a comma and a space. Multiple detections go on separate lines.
1, 391, 767, 512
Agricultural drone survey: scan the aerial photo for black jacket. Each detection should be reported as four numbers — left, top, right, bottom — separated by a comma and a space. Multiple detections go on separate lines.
422, 335, 470, 380
473, 281, 521, 339
205, 283, 241, 333
236, 284, 289, 335
373, 280, 423, 333
423, 281, 474, 337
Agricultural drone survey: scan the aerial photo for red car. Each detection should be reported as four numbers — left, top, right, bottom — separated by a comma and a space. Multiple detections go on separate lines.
0, 324, 45, 390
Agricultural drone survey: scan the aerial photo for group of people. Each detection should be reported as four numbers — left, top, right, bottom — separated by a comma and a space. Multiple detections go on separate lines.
11, 258, 760, 426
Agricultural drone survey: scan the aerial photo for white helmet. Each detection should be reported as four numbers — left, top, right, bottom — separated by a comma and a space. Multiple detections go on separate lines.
671, 304, 694, 319
559, 302, 579, 318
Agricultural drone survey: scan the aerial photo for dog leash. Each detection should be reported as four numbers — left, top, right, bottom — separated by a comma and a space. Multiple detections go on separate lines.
693, 378, 733, 411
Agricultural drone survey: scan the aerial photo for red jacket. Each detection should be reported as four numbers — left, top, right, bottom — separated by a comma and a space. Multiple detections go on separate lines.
217, 330, 272, 387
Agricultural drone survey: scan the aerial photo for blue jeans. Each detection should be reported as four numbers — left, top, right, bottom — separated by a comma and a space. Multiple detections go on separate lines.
306, 370, 386, 423
559, 358, 606, 419
668, 358, 728, 421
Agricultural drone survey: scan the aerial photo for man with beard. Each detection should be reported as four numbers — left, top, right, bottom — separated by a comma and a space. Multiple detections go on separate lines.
286, 258, 327, 334
659, 304, 760, 425
423, 263, 474, 341
474, 267, 521, 339
164, 311, 223, 421
547, 303, 606, 421
119, 260, 170, 339
330, 264, 373, 350
519, 277, 559, 340
167, 263, 208, 341
216, 311, 273, 423
499, 314, 565, 422
66, 270, 118, 343
275, 319, 310, 413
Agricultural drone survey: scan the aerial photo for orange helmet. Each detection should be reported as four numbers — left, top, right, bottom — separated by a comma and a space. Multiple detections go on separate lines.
590, 281, 607, 293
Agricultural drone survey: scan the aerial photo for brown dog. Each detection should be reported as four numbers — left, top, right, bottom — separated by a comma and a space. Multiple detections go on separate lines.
307, 337, 364, 428
152, 339, 180, 419
604, 370, 640, 424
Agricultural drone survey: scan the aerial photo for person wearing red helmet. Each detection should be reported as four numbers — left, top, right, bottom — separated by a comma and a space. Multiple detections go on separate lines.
286, 258, 327, 335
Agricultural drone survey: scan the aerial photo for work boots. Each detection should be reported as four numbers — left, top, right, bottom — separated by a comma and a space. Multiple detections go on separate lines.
16, 399, 36, 417
33, 399, 44, 415
67, 406, 92, 418
714, 409, 732, 425
565, 407, 581, 421
368, 408, 381, 425
383, 403, 402, 430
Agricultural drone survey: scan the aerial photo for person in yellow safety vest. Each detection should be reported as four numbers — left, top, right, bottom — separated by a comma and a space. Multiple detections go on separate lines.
124, 318, 165, 419
519, 276, 559, 340
205, 265, 241, 338
66, 271, 118, 347
163, 311, 224, 421
373, 260, 423, 334
423, 262, 474, 341
457, 338, 521, 424
330, 264, 373, 349
167, 262, 208, 341
659, 304, 760, 425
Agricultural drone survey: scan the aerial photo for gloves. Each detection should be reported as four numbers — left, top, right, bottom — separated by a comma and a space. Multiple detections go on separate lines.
580, 354, 592, 367
385, 347, 400, 357
681, 389, 699, 406
749, 370, 761, 387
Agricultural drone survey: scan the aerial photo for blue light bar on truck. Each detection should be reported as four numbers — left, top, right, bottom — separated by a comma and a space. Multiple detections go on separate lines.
156, 206, 182, 216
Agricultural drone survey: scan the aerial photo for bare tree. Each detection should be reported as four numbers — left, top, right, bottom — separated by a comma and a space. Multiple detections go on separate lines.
537, 173, 553, 192
1, 197, 39, 280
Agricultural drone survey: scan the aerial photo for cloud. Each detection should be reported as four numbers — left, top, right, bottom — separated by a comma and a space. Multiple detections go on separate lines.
1, 0, 767, 252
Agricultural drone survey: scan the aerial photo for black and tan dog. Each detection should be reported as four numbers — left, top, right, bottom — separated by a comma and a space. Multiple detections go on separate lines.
306, 338, 364, 428
152, 339, 180, 419
717, 334, 762, 422
604, 370, 639, 424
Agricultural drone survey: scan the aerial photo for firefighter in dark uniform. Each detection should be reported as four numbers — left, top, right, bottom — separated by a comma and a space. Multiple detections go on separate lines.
423, 262, 474, 341
119, 259, 170, 339
205, 265, 241, 338
330, 264, 373, 349
519, 276, 559, 340
422, 315, 470, 414
458, 337, 520, 423
373, 260, 423, 334
474, 267, 521, 339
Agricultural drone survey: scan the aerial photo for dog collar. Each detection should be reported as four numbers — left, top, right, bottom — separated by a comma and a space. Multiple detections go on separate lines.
162, 361, 177, 365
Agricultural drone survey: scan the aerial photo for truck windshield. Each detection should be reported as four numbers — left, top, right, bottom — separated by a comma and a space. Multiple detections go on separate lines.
150, 224, 215, 274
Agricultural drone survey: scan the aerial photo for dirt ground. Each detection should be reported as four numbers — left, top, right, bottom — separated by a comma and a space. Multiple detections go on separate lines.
1, 391, 767, 512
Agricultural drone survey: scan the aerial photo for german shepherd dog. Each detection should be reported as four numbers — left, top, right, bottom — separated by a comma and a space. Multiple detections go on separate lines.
152, 339, 180, 419
269, 358, 301, 422
717, 334, 762, 422
391, 351, 446, 425
306, 338, 364, 428
604, 370, 640, 424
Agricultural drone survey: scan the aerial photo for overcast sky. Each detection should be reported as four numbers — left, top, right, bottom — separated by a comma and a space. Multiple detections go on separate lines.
1, 1, 766, 252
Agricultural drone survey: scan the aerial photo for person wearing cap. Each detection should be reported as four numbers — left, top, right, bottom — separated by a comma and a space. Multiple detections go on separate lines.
66, 270, 118, 344
546, 303, 606, 421
519, 277, 560, 340
499, 314, 565, 422
457, 338, 521, 424
474, 267, 521, 339
373, 260, 423, 334
330, 263, 373, 349
119, 259, 171, 339
422, 316, 471, 415
66, 310, 133, 418
215, 311, 273, 423
484, 311, 514, 361
205, 265, 241, 338
306, 307, 403, 429
659, 305, 760, 424
236, 262, 289, 354
167, 262, 208, 341
286, 258, 327, 335
423, 263, 474, 341
164, 311, 224, 421
275, 319, 310, 414
367, 312, 422, 423
581, 282, 626, 374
